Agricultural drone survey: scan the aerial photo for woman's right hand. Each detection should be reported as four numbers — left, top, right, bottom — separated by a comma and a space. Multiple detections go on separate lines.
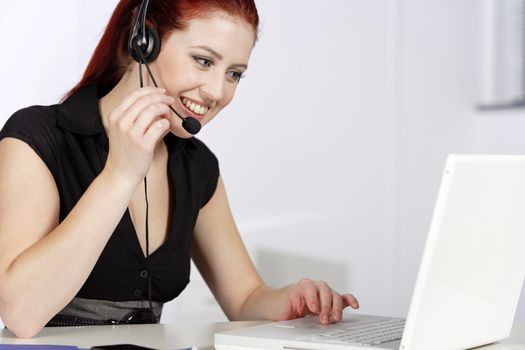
103, 87, 174, 184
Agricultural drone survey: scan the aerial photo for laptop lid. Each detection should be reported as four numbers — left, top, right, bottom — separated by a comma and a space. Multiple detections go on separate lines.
400, 155, 525, 350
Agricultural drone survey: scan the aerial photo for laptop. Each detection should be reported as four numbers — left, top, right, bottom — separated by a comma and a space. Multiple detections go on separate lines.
215, 155, 525, 350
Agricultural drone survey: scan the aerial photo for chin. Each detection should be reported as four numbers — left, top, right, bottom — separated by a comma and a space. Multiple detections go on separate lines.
170, 126, 195, 139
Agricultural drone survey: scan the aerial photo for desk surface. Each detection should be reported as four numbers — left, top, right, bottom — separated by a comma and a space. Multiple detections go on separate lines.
1, 322, 525, 350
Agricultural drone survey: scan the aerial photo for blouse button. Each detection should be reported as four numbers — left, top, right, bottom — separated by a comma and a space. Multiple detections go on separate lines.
132, 288, 142, 297
140, 270, 149, 279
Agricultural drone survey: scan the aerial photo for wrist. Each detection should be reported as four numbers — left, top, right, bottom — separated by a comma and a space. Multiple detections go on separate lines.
98, 166, 142, 195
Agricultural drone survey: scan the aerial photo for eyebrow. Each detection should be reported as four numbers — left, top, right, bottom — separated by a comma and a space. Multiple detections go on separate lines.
190, 45, 248, 70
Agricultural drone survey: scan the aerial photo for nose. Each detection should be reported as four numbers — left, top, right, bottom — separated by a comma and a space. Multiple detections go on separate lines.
200, 72, 225, 102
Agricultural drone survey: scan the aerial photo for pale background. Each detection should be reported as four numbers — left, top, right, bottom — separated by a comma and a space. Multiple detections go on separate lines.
0, 0, 524, 329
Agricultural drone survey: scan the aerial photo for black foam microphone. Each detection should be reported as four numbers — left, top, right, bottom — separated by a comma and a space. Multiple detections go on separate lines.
129, 0, 201, 135
180, 114, 202, 135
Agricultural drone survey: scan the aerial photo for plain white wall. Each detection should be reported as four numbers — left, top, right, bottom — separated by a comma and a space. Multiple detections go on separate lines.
1, 0, 524, 329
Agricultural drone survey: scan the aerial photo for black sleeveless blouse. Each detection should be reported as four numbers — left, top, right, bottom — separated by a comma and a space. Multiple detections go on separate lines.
0, 84, 219, 305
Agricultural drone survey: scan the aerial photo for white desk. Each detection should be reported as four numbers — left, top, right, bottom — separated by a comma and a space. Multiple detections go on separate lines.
1, 322, 525, 350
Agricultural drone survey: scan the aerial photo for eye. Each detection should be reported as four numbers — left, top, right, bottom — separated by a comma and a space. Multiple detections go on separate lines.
227, 70, 245, 83
193, 56, 212, 68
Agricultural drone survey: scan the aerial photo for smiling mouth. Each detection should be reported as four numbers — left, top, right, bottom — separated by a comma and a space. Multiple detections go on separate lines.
181, 97, 209, 116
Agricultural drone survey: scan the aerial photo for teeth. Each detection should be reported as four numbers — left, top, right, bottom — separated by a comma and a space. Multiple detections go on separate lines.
182, 98, 208, 115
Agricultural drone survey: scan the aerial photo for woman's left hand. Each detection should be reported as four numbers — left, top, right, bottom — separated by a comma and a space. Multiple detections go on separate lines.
278, 279, 359, 324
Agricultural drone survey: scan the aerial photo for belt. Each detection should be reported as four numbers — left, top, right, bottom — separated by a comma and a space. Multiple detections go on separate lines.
46, 297, 163, 327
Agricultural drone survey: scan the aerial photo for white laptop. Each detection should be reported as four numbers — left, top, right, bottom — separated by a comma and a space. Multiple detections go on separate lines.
215, 155, 525, 350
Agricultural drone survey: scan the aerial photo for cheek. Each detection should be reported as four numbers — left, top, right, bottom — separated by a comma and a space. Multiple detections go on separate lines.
168, 69, 202, 91
160, 57, 200, 89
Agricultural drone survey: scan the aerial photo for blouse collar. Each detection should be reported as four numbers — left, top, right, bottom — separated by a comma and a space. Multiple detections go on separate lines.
57, 83, 188, 154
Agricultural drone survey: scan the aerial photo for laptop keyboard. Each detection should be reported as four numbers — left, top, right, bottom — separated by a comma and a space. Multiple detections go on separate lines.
295, 318, 405, 346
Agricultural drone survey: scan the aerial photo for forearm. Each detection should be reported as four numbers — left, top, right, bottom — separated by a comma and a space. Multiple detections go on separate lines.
238, 283, 294, 321
0, 169, 138, 337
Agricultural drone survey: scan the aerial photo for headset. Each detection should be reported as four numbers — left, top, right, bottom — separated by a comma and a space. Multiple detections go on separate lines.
127, 0, 202, 135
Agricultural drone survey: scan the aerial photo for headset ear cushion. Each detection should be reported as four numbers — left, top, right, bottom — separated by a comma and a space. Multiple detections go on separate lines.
144, 26, 161, 62
128, 26, 161, 63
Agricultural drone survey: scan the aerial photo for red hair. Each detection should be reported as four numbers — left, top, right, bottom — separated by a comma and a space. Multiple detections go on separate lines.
66, 0, 259, 99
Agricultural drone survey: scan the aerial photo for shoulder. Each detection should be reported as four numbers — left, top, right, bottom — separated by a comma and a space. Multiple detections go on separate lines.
1, 104, 61, 141
184, 137, 220, 208
0, 104, 62, 171
187, 137, 219, 172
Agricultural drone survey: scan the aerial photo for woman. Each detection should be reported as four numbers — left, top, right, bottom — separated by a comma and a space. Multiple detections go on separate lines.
0, 0, 359, 338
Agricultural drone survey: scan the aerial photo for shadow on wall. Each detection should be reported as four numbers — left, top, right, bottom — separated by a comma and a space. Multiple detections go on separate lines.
255, 248, 350, 294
